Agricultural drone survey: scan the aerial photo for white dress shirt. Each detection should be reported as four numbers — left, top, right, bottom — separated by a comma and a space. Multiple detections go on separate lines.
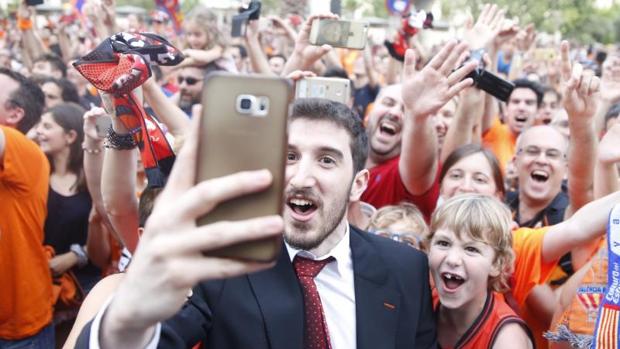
90, 225, 356, 349
286, 225, 357, 349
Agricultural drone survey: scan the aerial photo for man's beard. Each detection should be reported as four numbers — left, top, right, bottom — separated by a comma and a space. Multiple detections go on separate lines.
178, 92, 199, 111
284, 187, 350, 251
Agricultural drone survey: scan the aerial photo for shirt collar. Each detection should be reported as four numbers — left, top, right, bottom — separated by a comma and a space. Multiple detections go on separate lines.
285, 223, 351, 277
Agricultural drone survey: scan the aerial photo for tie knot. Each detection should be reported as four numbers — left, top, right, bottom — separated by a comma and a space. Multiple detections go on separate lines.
293, 256, 334, 278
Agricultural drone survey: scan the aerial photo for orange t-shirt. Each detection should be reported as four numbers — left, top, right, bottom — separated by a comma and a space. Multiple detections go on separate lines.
0, 126, 53, 339
482, 117, 518, 173
510, 227, 558, 308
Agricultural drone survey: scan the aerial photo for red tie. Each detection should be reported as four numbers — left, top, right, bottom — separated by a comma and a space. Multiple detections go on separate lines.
293, 256, 335, 349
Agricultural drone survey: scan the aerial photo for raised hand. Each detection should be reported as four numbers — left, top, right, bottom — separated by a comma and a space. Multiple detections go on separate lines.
600, 55, 620, 104
515, 23, 536, 52
462, 4, 513, 50
83, 106, 110, 141
284, 14, 338, 73
560, 41, 600, 120
401, 41, 477, 118
102, 116, 283, 339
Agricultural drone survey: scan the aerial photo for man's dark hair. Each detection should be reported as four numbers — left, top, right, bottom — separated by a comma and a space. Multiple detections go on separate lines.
38, 77, 81, 105
34, 53, 67, 78
56, 79, 81, 105
233, 44, 247, 59
511, 78, 544, 107
139, 187, 164, 228
0, 68, 45, 134
290, 98, 368, 174
604, 103, 620, 129
323, 67, 355, 99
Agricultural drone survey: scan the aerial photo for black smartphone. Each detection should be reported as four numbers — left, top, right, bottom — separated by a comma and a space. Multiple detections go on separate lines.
26, 0, 44, 6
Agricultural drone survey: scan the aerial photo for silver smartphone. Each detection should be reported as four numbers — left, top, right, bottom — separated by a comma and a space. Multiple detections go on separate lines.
309, 19, 369, 50
295, 77, 351, 104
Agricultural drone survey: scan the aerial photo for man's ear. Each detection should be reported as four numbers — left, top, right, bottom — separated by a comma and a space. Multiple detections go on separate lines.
349, 168, 369, 202
5, 106, 24, 128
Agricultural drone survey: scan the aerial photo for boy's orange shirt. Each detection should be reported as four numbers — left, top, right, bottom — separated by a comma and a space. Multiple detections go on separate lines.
482, 117, 517, 173
0, 126, 53, 339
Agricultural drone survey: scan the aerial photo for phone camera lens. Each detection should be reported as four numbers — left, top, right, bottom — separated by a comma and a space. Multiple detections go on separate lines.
240, 98, 252, 110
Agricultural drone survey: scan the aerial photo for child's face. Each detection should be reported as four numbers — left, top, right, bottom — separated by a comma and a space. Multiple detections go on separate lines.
428, 228, 499, 310
184, 21, 208, 50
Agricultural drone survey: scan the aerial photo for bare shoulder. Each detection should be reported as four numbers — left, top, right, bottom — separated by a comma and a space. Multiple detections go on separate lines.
491, 322, 533, 349
62, 273, 126, 349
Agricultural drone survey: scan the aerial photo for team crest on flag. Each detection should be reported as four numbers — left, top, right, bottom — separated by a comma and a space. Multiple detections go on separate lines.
576, 285, 606, 323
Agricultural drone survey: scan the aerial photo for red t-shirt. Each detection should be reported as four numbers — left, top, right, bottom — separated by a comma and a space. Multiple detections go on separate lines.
361, 156, 440, 221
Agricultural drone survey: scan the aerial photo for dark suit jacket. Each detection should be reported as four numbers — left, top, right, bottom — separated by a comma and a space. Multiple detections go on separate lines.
77, 226, 437, 348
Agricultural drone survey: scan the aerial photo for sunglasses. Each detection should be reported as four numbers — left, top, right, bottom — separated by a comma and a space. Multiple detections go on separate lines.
177, 76, 202, 86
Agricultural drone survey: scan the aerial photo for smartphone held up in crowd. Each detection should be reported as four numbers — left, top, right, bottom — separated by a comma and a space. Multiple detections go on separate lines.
309, 19, 369, 50
196, 73, 292, 262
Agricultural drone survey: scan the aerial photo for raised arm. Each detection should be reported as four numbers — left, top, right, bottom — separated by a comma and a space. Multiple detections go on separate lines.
142, 78, 190, 137
542, 188, 620, 263
100, 95, 140, 253
440, 88, 484, 163
560, 41, 599, 215
363, 44, 380, 88
281, 14, 337, 76
594, 123, 620, 199
95, 116, 282, 349
18, 3, 46, 67
594, 56, 620, 135
461, 4, 518, 134
399, 41, 477, 194
244, 19, 275, 75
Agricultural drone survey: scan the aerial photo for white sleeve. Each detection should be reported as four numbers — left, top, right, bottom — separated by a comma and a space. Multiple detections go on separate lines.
89, 295, 162, 349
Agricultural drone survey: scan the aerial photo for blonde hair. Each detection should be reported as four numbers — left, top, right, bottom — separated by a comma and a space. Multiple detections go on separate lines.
368, 203, 429, 248
185, 6, 227, 50
428, 194, 515, 292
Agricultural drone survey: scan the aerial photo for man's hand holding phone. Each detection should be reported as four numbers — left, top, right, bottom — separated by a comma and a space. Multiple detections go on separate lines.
99, 116, 283, 349
281, 14, 338, 76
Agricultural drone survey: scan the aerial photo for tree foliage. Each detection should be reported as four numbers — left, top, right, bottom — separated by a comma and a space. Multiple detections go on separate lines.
441, 0, 620, 44
335, 0, 620, 44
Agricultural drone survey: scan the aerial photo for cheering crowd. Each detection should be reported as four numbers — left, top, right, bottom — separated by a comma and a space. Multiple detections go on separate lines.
1, 0, 620, 348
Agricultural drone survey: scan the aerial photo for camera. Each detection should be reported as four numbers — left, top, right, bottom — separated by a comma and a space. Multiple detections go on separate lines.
231, 0, 262, 38
236, 94, 269, 117
464, 49, 515, 102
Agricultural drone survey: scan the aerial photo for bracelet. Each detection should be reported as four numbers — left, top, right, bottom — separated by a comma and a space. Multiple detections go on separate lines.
104, 126, 137, 150
82, 143, 103, 154
70, 244, 88, 268
18, 18, 33, 31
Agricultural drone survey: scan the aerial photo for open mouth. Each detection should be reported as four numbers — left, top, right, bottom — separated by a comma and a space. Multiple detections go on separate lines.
530, 170, 550, 183
515, 115, 528, 123
286, 196, 318, 222
379, 120, 399, 136
441, 272, 465, 290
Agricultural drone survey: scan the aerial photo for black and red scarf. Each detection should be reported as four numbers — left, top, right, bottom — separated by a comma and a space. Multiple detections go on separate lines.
73, 32, 184, 188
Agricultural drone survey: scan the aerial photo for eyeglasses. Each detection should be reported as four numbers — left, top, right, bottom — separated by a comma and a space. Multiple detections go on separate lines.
177, 76, 202, 86
372, 230, 421, 249
518, 146, 565, 161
